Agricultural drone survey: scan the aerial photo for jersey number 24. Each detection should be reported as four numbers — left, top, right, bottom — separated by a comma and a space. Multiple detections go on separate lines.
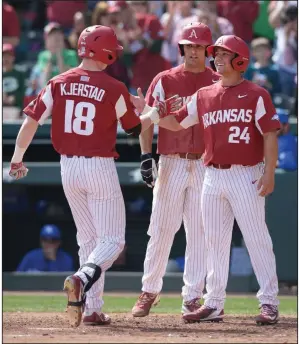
64, 100, 95, 136
228, 126, 250, 144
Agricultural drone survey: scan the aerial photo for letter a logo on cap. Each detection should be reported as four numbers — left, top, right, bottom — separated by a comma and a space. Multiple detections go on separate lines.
188, 29, 198, 39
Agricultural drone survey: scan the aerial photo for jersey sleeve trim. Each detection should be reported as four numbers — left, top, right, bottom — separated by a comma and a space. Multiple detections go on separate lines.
254, 96, 266, 135
39, 83, 54, 125
115, 94, 127, 120
179, 92, 199, 129
152, 78, 165, 102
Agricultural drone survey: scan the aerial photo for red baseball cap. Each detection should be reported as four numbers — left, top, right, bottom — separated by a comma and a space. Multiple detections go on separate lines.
3, 43, 14, 55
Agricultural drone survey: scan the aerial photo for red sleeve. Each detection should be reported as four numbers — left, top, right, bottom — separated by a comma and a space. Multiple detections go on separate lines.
116, 84, 141, 131
3, 4, 20, 37
23, 82, 54, 125
254, 89, 281, 134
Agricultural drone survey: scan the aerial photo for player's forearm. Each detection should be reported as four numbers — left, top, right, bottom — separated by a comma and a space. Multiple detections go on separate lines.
11, 116, 39, 162
139, 124, 154, 154
139, 114, 155, 133
158, 116, 183, 131
139, 100, 185, 132
263, 131, 278, 175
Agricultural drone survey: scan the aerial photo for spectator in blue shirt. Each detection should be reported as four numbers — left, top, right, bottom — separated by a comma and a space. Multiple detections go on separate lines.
17, 224, 73, 272
277, 108, 298, 171
245, 37, 281, 97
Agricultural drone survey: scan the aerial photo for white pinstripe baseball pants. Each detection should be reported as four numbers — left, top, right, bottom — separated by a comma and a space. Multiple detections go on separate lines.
201, 164, 279, 310
60, 155, 126, 313
142, 155, 206, 301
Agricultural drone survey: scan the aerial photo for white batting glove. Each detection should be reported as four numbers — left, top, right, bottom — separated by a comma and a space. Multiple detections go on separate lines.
9, 162, 28, 180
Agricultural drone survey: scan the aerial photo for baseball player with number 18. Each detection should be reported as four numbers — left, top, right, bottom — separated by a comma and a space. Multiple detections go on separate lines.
142, 35, 281, 325
130, 22, 220, 318
8, 25, 181, 328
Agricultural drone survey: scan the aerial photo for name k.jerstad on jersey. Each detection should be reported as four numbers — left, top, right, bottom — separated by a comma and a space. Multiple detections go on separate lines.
202, 109, 253, 128
60, 83, 106, 102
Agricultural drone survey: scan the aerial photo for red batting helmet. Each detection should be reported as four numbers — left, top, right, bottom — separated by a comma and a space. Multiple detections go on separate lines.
207, 35, 250, 72
178, 22, 213, 56
78, 25, 123, 65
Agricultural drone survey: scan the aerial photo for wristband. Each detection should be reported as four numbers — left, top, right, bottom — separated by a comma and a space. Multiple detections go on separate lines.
148, 107, 160, 124
141, 104, 152, 115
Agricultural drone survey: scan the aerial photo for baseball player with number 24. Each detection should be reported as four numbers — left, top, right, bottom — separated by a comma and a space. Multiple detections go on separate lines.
137, 35, 281, 326
8, 25, 181, 328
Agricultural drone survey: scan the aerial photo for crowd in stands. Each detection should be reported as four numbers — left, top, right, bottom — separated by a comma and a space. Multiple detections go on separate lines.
3, 0, 298, 170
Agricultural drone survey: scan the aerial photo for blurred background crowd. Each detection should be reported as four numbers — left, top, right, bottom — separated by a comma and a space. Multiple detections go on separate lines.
2, 1, 298, 277
3, 0, 298, 110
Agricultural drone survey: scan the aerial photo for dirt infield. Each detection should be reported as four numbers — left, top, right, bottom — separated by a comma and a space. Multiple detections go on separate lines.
3, 312, 297, 343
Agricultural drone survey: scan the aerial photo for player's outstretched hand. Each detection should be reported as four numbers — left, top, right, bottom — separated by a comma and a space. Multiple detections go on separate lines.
154, 94, 182, 119
130, 87, 145, 113
257, 173, 275, 197
9, 162, 28, 180
140, 153, 158, 188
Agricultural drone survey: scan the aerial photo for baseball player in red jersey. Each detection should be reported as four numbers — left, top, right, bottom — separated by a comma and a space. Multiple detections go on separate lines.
8, 25, 181, 328
142, 35, 281, 325
130, 23, 220, 317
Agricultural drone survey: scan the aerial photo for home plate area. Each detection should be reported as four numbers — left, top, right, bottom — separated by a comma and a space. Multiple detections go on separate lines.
3, 312, 296, 343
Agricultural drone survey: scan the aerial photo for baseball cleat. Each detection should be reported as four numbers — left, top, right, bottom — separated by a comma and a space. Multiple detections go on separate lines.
83, 312, 111, 326
255, 304, 279, 326
132, 292, 160, 317
182, 305, 224, 323
181, 298, 201, 314
63, 275, 85, 327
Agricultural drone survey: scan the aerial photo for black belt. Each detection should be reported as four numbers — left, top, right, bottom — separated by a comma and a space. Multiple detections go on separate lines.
66, 155, 92, 159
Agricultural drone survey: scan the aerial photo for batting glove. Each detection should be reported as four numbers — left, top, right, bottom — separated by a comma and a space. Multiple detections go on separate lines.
140, 153, 158, 188
9, 162, 28, 180
154, 94, 182, 119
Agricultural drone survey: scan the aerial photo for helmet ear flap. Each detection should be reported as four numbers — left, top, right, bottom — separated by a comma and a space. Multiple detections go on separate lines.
209, 58, 216, 71
178, 44, 184, 56
231, 55, 246, 72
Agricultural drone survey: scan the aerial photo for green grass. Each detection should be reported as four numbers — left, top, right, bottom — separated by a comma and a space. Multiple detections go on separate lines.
3, 295, 297, 315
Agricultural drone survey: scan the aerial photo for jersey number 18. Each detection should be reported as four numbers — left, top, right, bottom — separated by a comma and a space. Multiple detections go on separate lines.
64, 100, 95, 136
